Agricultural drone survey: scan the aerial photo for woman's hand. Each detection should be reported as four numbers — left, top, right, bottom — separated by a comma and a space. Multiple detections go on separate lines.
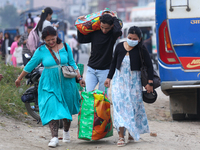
78, 15, 85, 20
145, 84, 153, 93
23, 40, 27, 44
104, 78, 111, 88
79, 79, 86, 87
145, 82, 153, 93
53, 24, 59, 28
145, 80, 153, 93
15, 79, 22, 87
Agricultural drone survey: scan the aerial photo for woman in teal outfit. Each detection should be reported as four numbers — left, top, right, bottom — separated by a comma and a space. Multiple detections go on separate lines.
15, 26, 85, 148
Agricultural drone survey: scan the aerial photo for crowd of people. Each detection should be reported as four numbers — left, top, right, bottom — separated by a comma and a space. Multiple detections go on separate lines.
0, 6, 155, 148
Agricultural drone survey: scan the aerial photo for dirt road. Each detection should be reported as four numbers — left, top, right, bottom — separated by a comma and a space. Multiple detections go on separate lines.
0, 87, 200, 150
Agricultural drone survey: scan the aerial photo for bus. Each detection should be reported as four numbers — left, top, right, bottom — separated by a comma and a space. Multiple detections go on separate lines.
156, 0, 200, 120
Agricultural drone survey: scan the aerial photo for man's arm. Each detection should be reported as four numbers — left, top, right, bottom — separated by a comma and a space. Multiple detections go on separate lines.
18, 34, 25, 45
112, 17, 122, 38
77, 31, 92, 44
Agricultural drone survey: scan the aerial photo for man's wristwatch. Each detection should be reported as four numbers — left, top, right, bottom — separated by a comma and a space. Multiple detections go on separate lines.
148, 82, 153, 86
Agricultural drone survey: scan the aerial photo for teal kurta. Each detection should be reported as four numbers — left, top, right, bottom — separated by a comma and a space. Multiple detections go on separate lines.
24, 43, 80, 125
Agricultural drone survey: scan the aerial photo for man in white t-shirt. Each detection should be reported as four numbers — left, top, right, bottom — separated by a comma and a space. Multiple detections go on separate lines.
34, 15, 40, 25
69, 34, 79, 64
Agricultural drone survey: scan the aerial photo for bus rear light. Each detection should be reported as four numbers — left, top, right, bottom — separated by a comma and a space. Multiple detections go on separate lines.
164, 27, 173, 51
159, 20, 179, 64
167, 58, 177, 62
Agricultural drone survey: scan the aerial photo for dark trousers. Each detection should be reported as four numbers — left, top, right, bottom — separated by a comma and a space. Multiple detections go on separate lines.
49, 119, 71, 137
22, 54, 30, 66
73, 49, 79, 64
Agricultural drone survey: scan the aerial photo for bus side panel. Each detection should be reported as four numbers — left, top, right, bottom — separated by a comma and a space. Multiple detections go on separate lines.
156, 0, 167, 62
159, 60, 200, 82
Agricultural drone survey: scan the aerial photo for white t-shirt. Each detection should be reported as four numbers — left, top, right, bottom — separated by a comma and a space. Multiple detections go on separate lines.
34, 16, 40, 24
13, 46, 23, 64
38, 20, 57, 42
69, 38, 78, 50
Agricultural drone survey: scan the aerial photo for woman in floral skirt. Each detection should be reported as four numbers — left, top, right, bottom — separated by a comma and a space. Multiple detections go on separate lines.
104, 26, 154, 147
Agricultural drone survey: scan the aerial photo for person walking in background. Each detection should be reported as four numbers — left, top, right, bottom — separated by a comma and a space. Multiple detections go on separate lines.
1, 33, 13, 64
15, 26, 85, 148
18, 26, 33, 66
104, 26, 153, 147
69, 34, 79, 64
143, 27, 152, 54
10, 35, 21, 67
35, 7, 59, 43
34, 14, 40, 25
77, 13, 122, 92
0, 32, 3, 55
25, 13, 34, 31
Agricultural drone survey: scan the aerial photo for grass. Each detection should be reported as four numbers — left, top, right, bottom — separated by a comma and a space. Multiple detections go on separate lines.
0, 59, 29, 120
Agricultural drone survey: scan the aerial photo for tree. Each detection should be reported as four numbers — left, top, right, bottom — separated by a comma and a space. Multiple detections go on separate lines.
0, 4, 20, 28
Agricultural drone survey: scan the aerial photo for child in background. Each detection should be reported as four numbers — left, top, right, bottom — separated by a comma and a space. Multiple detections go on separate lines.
10, 35, 21, 67
13, 43, 23, 67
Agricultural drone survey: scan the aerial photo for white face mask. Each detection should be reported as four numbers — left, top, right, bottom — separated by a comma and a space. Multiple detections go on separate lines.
127, 38, 138, 47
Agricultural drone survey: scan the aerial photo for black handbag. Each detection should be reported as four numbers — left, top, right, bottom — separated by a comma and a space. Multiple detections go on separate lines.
143, 90, 157, 104
139, 48, 160, 89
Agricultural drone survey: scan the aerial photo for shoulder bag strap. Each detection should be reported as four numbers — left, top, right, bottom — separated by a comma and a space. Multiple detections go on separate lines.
63, 42, 70, 66
47, 45, 60, 65
63, 43, 68, 52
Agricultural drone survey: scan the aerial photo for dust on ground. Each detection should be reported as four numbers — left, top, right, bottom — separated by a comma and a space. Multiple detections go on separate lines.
0, 87, 200, 150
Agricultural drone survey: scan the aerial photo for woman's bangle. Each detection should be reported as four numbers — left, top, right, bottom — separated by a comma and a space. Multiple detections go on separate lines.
17, 78, 23, 81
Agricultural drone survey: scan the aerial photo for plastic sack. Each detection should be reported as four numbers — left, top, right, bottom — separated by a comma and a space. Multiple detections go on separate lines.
75, 8, 122, 35
78, 88, 113, 140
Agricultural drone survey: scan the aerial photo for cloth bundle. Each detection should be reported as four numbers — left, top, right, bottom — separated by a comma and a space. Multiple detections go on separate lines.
75, 8, 122, 35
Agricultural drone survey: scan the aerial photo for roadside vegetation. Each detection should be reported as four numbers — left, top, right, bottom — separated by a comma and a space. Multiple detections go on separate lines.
0, 59, 28, 119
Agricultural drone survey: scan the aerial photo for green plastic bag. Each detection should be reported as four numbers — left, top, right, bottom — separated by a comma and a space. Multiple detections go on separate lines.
78, 88, 113, 140
77, 64, 84, 91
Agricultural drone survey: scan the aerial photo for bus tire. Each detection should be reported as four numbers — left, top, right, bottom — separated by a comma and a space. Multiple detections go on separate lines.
169, 89, 197, 121
171, 113, 185, 120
